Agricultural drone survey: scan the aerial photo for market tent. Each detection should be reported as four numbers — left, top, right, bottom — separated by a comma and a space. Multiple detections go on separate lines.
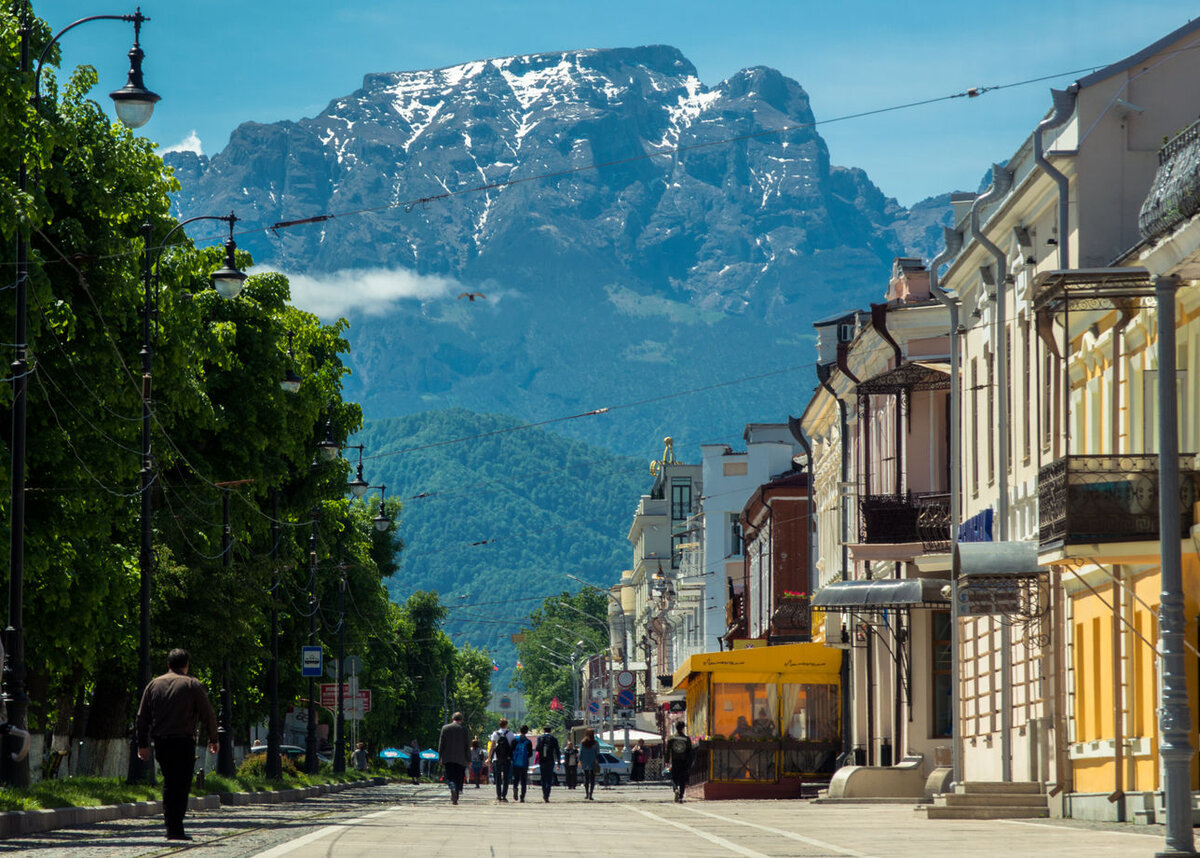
595, 728, 662, 745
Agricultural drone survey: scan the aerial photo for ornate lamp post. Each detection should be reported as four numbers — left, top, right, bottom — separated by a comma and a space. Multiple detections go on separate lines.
126, 214, 246, 784
305, 508, 320, 774
4, 5, 159, 787
1153, 275, 1195, 858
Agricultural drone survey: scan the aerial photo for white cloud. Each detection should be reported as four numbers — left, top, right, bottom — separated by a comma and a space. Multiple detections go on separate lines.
161, 130, 203, 155
268, 266, 462, 318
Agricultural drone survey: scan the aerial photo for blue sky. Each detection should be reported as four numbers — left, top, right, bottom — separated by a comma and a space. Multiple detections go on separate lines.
39, 1, 1199, 207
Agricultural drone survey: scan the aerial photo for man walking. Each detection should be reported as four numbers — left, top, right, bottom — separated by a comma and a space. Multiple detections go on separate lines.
665, 721, 694, 803
510, 725, 534, 803
438, 711, 472, 805
135, 648, 219, 840
537, 726, 560, 802
489, 718, 514, 802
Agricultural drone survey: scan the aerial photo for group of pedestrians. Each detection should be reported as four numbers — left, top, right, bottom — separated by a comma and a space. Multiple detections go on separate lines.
485, 719, 563, 803
133, 646, 699, 840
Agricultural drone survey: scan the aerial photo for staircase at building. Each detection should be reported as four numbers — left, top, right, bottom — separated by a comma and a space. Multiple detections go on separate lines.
917, 782, 1048, 820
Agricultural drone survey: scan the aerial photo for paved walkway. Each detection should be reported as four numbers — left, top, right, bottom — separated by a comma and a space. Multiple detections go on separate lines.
0, 781, 1177, 857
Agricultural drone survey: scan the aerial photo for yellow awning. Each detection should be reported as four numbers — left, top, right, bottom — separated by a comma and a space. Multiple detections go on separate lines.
672, 642, 841, 690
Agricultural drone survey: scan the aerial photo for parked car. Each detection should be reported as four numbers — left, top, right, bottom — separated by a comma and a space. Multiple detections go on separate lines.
246, 743, 331, 764
532, 751, 631, 785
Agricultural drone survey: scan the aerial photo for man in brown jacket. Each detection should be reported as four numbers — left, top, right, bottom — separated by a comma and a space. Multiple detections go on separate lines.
136, 649, 219, 840
437, 711, 471, 805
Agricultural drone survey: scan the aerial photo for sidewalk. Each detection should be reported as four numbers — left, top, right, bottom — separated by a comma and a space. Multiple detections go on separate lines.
0, 777, 385, 839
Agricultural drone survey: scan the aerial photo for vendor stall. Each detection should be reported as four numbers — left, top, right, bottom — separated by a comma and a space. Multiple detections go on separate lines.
672, 642, 842, 800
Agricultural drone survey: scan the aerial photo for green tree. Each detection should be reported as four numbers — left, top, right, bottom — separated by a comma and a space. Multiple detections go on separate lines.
516, 589, 609, 729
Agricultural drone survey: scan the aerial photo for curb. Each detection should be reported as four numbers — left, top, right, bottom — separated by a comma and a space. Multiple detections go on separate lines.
0, 777, 386, 839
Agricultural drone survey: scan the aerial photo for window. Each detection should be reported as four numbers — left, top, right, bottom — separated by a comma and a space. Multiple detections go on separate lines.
672, 532, 688, 569
729, 514, 743, 557
970, 358, 980, 495
931, 612, 952, 738
1021, 315, 1031, 461
671, 478, 692, 520
1142, 369, 1189, 454
986, 348, 995, 484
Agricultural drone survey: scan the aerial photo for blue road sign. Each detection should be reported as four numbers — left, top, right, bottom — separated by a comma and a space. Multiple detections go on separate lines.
301, 646, 323, 678
617, 688, 635, 708
588, 700, 600, 714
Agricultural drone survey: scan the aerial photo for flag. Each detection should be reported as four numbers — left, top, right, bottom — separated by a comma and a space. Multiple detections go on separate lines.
491, 660, 500, 672
549, 697, 562, 711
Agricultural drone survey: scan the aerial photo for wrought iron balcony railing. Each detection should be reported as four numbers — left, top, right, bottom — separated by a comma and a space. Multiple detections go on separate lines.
1038, 454, 1200, 546
859, 491, 951, 551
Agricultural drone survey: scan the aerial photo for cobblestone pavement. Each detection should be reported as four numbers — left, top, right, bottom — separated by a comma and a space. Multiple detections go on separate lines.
0, 781, 1176, 858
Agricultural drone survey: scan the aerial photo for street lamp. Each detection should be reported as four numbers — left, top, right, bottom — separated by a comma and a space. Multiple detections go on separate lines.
369, 485, 392, 532
280, 331, 303, 394
305, 508, 320, 774
345, 446, 369, 499
126, 213, 247, 785
4, 5, 159, 786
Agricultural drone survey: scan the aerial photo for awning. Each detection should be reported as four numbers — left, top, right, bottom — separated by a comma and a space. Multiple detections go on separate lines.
856, 361, 951, 395
811, 578, 950, 611
595, 728, 663, 745
672, 642, 841, 691
953, 541, 1043, 579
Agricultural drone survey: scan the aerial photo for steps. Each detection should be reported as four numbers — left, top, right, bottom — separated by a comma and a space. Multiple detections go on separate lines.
916, 781, 1048, 820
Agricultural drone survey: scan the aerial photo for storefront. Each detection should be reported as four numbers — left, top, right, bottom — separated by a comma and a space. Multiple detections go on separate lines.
672, 643, 843, 799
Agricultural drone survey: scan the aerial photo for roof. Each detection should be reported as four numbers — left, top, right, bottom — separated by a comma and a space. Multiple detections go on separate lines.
1076, 18, 1200, 89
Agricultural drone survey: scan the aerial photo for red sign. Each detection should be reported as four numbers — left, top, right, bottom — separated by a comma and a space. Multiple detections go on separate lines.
320, 683, 348, 709
549, 697, 562, 711
320, 684, 371, 714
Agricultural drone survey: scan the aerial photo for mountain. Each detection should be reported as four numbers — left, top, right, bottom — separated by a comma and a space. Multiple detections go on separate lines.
165, 46, 952, 456
353, 408, 647, 681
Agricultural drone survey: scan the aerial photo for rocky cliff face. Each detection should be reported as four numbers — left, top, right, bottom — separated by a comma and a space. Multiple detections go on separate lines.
167, 46, 950, 453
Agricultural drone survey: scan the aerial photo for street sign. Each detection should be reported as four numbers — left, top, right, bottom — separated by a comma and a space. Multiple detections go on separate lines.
320, 683, 347, 709
958, 579, 1022, 615
616, 688, 635, 708
319, 684, 371, 719
616, 670, 635, 689
343, 655, 363, 675
587, 700, 600, 714
301, 646, 323, 678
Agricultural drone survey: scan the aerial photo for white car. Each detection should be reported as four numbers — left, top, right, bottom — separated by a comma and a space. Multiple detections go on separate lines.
529, 751, 631, 785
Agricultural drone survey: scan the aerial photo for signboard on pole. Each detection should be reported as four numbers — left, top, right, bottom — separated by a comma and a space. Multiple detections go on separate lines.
616, 688, 635, 708
616, 670, 635, 689
301, 646, 323, 678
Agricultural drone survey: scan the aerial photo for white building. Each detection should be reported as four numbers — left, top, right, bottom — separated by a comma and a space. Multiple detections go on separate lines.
697, 424, 804, 651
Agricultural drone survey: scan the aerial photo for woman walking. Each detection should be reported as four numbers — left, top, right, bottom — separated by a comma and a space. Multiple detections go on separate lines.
407, 739, 422, 785
578, 729, 600, 800
470, 738, 485, 788
563, 741, 579, 790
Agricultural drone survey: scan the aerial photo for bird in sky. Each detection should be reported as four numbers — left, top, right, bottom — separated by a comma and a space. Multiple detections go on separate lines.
457, 292, 486, 301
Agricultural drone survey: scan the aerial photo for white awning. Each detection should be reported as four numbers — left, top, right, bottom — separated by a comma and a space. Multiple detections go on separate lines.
595, 728, 663, 745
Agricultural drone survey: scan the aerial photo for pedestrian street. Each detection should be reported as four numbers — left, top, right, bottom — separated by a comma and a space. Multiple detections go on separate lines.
0, 781, 1172, 858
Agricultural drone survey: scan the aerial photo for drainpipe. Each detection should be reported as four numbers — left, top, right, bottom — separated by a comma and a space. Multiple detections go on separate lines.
1033, 87, 1078, 270
928, 227, 964, 785
818, 363, 854, 760
787, 417, 817, 603
970, 163, 1014, 783
872, 303, 904, 495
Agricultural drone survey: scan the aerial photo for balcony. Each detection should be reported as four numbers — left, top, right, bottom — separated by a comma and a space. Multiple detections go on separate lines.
1038, 454, 1200, 546
859, 492, 951, 551
769, 597, 811, 641
1139, 118, 1200, 241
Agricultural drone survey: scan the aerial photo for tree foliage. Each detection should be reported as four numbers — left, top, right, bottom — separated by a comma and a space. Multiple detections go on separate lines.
515, 589, 609, 730
0, 6, 485, 757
